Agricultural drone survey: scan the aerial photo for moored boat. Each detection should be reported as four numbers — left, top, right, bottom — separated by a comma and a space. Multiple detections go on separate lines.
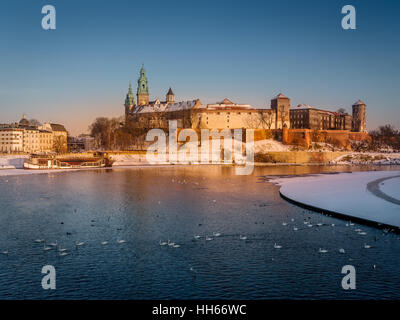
24, 152, 113, 170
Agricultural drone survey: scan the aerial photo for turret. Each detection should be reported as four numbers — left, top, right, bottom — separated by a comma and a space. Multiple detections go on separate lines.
124, 82, 135, 118
352, 100, 366, 132
166, 87, 175, 103
271, 93, 290, 129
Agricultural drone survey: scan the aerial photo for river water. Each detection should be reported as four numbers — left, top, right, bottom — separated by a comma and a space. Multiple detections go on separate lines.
0, 165, 399, 299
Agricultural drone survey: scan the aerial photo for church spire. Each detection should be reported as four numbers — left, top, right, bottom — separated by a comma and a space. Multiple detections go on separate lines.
137, 64, 149, 105
125, 81, 135, 106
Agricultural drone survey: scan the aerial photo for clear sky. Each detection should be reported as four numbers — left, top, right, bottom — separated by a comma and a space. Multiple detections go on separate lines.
1, 0, 399, 135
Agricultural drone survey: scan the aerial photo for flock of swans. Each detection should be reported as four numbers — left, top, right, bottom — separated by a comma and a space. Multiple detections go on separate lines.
0, 238, 129, 258
156, 218, 378, 256
1, 215, 386, 259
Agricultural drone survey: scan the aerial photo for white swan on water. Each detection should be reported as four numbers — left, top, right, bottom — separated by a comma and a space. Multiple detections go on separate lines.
239, 235, 247, 240
339, 248, 345, 254
75, 241, 85, 247
364, 244, 371, 249
205, 236, 213, 241
101, 241, 108, 245
34, 239, 44, 243
319, 248, 328, 253
43, 243, 52, 251
117, 239, 126, 244
49, 241, 58, 247
2, 249, 8, 255
159, 240, 167, 246
213, 232, 221, 237
293, 227, 298, 231
168, 240, 175, 246
58, 245, 67, 252
194, 235, 201, 240
274, 243, 282, 249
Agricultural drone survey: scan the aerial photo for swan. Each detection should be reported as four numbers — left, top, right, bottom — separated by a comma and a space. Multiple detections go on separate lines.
308, 224, 313, 227
291, 219, 294, 222
58, 245, 67, 252
34, 239, 44, 243
2, 249, 8, 255
349, 222, 354, 226
317, 223, 322, 226
75, 241, 85, 247
58, 252, 68, 257
355, 229, 362, 232
168, 240, 175, 246
239, 235, 247, 240
293, 227, 298, 231
358, 232, 367, 235
303, 221, 309, 225
101, 241, 108, 245
43, 243, 52, 251
364, 244, 371, 249
49, 240, 58, 247
282, 222, 287, 226
159, 240, 167, 246
213, 232, 221, 237
319, 248, 328, 253
339, 248, 345, 254
194, 235, 201, 240
205, 236, 213, 241
331, 224, 335, 227
274, 243, 282, 249
117, 239, 126, 244
173, 244, 180, 248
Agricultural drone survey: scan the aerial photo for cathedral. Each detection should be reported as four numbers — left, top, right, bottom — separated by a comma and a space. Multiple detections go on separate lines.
124, 64, 201, 129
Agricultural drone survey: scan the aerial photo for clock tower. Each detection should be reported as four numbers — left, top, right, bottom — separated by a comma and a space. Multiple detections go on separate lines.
137, 64, 149, 106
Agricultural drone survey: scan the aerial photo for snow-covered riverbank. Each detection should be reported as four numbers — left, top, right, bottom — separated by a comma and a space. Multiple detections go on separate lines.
331, 152, 400, 165
271, 170, 400, 229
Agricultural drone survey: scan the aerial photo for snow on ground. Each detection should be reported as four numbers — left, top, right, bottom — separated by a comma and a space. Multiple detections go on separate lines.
331, 152, 400, 165
110, 154, 148, 166
0, 156, 28, 169
379, 177, 400, 200
252, 139, 290, 153
271, 170, 400, 228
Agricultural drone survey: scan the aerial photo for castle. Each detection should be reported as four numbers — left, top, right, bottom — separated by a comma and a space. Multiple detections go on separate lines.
125, 65, 367, 133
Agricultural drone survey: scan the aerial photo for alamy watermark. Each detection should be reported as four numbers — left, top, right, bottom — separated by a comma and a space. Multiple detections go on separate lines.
341, 5, 356, 30
41, 265, 56, 290
145, 120, 254, 175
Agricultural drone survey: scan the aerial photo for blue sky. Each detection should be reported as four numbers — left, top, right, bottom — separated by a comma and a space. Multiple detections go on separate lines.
0, 0, 399, 135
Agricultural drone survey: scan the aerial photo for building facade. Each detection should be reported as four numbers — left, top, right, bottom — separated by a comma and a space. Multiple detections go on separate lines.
0, 116, 68, 154
290, 104, 353, 131
191, 98, 276, 130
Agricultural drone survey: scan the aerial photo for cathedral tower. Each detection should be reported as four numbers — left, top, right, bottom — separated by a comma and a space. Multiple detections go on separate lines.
137, 64, 149, 106
166, 87, 175, 104
352, 100, 366, 132
124, 81, 135, 119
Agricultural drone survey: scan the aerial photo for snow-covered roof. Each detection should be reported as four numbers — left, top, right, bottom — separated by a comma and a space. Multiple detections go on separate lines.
131, 100, 199, 114
353, 100, 366, 106
273, 93, 289, 100
195, 98, 256, 111
294, 104, 313, 110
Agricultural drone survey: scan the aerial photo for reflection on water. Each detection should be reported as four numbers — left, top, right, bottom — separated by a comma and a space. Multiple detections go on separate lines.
0, 165, 400, 299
